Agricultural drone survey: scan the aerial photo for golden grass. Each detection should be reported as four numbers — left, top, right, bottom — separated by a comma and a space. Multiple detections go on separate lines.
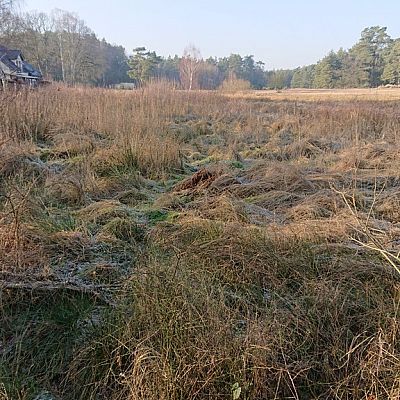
226, 87, 400, 101
0, 84, 399, 399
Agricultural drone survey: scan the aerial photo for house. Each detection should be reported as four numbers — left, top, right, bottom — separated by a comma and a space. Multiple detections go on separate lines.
0, 45, 42, 88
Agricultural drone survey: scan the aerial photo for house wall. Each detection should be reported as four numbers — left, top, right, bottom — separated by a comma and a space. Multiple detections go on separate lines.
0, 60, 12, 75
0, 47, 43, 88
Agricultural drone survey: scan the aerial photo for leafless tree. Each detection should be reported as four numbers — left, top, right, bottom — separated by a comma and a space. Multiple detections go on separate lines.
0, 0, 14, 14
0, 0, 18, 35
179, 44, 202, 90
16, 12, 54, 76
52, 9, 93, 84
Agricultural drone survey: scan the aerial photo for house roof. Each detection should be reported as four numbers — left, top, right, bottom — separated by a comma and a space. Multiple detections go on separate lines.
23, 62, 42, 78
0, 44, 41, 79
0, 54, 17, 73
4, 49, 23, 60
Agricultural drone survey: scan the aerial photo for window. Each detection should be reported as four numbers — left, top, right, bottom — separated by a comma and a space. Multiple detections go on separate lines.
16, 58, 22, 71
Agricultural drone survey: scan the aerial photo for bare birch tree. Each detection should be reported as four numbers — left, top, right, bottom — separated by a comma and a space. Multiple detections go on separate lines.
52, 9, 93, 84
179, 44, 201, 90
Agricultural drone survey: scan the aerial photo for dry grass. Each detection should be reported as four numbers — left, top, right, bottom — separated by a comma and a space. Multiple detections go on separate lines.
0, 84, 399, 399
227, 87, 400, 101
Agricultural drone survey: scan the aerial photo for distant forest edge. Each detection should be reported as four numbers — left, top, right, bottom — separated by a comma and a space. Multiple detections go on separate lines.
1, 6, 399, 89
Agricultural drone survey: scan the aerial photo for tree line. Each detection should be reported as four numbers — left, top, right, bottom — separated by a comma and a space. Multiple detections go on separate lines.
1, 3, 399, 89
0, 4, 266, 88
127, 26, 400, 89
267, 26, 400, 89
0, 6, 129, 86
126, 45, 266, 89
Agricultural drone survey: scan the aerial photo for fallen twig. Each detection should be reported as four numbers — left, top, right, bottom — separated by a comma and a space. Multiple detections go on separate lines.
0, 279, 118, 306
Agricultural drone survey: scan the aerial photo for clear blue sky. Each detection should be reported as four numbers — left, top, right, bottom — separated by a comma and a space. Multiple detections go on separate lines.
23, 0, 400, 69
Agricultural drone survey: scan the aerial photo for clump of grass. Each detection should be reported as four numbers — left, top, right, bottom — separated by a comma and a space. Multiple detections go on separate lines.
232, 163, 316, 198
336, 142, 400, 171
0, 176, 50, 273
286, 189, 341, 220
52, 132, 95, 157
0, 141, 42, 178
153, 192, 192, 210
45, 174, 87, 206
76, 200, 138, 226
116, 188, 150, 206
246, 190, 302, 210
0, 291, 97, 399
375, 188, 400, 222
98, 217, 144, 243
190, 195, 250, 223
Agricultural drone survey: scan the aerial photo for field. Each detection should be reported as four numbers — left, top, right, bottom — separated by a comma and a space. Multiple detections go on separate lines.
0, 85, 399, 399
228, 87, 400, 101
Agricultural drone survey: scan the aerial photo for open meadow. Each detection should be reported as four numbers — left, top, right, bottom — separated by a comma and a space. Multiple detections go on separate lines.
227, 87, 400, 102
0, 85, 399, 399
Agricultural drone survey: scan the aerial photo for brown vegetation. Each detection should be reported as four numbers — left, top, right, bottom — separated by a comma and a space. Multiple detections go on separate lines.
0, 85, 399, 399
228, 87, 400, 101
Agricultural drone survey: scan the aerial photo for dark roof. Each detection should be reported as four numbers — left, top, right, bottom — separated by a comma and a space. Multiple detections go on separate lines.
0, 46, 23, 61
0, 44, 42, 79
5, 49, 23, 60
23, 62, 41, 78
0, 54, 17, 72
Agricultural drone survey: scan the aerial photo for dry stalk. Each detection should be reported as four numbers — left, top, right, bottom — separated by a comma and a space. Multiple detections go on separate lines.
331, 181, 400, 276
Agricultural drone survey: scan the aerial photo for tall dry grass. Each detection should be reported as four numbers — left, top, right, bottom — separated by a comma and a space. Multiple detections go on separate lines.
1, 84, 400, 399
1, 82, 193, 176
1, 84, 399, 160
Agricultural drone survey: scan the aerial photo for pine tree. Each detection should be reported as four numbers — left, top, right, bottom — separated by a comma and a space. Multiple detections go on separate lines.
313, 51, 342, 88
127, 47, 162, 85
382, 40, 400, 85
349, 26, 392, 87
291, 65, 315, 88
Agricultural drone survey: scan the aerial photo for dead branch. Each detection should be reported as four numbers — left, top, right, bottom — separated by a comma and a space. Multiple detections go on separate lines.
0, 279, 118, 305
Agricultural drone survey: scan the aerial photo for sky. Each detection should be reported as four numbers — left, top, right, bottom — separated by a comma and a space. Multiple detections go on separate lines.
22, 0, 400, 69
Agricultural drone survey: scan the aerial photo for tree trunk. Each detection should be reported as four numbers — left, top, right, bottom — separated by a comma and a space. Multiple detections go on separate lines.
59, 33, 65, 82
